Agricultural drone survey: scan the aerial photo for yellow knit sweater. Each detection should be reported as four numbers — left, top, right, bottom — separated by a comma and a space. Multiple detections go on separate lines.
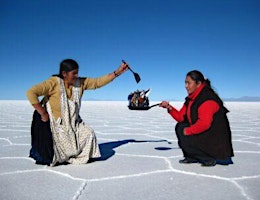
27, 75, 113, 120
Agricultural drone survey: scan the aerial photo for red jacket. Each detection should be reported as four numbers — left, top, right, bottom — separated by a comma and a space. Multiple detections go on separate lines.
168, 83, 219, 135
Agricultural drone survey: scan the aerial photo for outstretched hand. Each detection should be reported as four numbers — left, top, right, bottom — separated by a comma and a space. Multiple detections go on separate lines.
113, 61, 129, 78
118, 61, 129, 74
159, 101, 170, 108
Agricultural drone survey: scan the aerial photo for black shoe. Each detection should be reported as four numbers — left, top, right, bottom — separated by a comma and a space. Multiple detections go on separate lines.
179, 158, 198, 164
201, 160, 216, 167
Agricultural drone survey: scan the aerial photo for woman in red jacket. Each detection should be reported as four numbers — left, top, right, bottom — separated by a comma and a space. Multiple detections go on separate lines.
160, 70, 234, 167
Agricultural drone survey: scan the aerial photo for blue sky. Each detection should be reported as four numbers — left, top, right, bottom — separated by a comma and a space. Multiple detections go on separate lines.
1, 0, 259, 101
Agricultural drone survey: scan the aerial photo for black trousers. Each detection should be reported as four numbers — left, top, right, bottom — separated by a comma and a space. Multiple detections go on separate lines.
29, 110, 54, 165
175, 122, 214, 162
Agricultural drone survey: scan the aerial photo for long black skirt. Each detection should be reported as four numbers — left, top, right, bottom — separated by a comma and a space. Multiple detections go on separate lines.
29, 110, 54, 165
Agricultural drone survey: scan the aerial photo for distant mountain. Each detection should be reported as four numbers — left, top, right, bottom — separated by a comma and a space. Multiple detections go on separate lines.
223, 96, 260, 102
85, 98, 104, 101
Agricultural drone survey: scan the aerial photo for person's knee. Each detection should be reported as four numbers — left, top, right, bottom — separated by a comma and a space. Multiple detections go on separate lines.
175, 122, 189, 135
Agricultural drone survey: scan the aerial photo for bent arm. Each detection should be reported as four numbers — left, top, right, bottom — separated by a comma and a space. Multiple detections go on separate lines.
31, 103, 49, 122
26, 77, 56, 121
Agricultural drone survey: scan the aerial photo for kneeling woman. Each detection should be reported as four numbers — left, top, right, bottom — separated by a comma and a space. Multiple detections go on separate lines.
160, 70, 234, 167
27, 59, 128, 166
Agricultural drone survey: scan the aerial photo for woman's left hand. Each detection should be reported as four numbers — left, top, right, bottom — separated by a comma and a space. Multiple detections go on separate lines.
183, 128, 187, 135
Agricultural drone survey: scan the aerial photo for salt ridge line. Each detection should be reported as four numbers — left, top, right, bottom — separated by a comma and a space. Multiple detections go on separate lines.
0, 156, 257, 200
234, 140, 260, 146
1, 155, 253, 182
0, 138, 12, 145
0, 165, 254, 200
0, 129, 29, 132
235, 151, 260, 154
0, 137, 30, 146
229, 180, 253, 200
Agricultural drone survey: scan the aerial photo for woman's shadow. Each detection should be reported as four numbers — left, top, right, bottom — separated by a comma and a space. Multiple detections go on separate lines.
90, 139, 171, 162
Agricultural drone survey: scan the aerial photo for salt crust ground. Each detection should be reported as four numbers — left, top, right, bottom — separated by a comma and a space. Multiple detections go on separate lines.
0, 101, 259, 200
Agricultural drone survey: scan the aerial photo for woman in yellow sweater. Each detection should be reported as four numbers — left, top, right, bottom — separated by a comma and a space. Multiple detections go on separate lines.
27, 59, 129, 166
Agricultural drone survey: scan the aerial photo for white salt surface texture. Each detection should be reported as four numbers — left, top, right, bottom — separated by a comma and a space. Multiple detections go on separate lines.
0, 101, 260, 200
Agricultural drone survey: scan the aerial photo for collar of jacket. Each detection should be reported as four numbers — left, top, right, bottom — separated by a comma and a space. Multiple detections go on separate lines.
187, 82, 206, 101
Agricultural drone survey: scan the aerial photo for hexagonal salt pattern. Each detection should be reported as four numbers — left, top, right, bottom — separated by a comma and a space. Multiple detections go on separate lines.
0, 101, 259, 200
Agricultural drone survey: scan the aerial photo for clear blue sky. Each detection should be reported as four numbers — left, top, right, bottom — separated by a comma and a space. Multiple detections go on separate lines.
1, 0, 259, 101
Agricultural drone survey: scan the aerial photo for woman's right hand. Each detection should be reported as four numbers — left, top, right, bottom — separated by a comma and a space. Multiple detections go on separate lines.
116, 62, 129, 75
159, 101, 170, 108
160, 101, 173, 112
32, 103, 49, 122
41, 112, 49, 122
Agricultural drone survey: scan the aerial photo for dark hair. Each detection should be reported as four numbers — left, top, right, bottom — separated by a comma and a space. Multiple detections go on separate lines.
53, 59, 79, 78
186, 70, 212, 88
